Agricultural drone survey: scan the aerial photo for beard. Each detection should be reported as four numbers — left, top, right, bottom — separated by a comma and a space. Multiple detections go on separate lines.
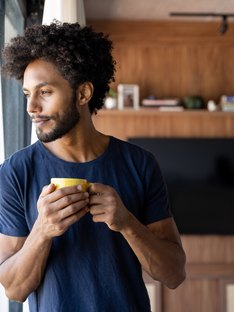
36, 90, 80, 143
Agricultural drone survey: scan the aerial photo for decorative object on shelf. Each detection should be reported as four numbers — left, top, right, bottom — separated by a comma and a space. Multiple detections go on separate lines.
142, 95, 184, 111
104, 89, 117, 109
117, 84, 139, 110
207, 100, 218, 112
170, 12, 234, 35
183, 96, 205, 109
220, 95, 234, 112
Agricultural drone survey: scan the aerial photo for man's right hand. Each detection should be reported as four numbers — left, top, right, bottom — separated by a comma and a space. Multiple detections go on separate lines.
0, 183, 89, 302
36, 183, 89, 239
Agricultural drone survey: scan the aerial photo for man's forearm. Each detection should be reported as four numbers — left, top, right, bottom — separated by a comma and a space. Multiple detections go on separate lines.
0, 225, 52, 302
121, 215, 186, 289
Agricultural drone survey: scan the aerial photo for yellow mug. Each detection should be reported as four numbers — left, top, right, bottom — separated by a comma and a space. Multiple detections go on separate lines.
51, 178, 91, 192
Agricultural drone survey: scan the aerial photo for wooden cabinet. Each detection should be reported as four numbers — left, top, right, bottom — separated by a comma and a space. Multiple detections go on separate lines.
93, 109, 234, 312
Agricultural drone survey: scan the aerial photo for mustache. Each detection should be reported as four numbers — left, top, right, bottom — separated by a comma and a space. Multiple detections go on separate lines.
30, 114, 54, 122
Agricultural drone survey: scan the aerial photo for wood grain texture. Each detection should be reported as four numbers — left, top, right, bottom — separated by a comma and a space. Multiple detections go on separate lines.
88, 20, 234, 104
93, 109, 234, 140
144, 235, 234, 312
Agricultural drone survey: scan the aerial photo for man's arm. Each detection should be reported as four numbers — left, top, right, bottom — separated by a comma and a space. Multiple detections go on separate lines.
89, 183, 186, 289
120, 216, 186, 289
0, 183, 89, 302
0, 232, 52, 302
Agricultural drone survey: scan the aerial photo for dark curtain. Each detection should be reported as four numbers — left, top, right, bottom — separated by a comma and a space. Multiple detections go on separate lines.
0, 0, 5, 159
1, 1, 29, 311
2, 0, 31, 160
2, 78, 31, 159
1, 0, 44, 310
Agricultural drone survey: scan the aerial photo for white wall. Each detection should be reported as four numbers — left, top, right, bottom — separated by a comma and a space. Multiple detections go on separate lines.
0, 285, 29, 312
0, 285, 8, 312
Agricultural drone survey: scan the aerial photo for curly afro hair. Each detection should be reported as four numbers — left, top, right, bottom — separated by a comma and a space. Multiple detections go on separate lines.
2, 22, 116, 114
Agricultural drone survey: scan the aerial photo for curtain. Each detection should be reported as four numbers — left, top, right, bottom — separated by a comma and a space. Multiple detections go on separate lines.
0, 74, 4, 164
0, 0, 4, 164
0, 1, 30, 311
2, 0, 31, 159
0, 1, 8, 307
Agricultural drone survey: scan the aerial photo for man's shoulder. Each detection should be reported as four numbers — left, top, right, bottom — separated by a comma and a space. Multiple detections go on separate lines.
111, 136, 153, 160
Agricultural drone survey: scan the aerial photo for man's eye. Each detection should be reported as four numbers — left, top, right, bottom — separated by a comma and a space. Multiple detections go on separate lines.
24, 93, 30, 98
41, 90, 51, 95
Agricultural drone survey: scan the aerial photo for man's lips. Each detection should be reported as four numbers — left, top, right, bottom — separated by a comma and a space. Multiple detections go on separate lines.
31, 117, 51, 125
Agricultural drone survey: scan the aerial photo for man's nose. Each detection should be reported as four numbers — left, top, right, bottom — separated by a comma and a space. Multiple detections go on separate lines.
26, 95, 42, 114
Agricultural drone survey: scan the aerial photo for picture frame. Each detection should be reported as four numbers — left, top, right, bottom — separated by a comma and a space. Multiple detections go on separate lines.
117, 84, 139, 110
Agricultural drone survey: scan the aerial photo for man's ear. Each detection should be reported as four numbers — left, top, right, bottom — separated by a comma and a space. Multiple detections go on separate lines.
77, 82, 93, 106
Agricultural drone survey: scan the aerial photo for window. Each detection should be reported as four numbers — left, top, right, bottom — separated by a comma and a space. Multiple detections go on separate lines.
0, 2, 30, 311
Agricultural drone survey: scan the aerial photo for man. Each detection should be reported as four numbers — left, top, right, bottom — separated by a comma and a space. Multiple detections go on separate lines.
0, 22, 186, 312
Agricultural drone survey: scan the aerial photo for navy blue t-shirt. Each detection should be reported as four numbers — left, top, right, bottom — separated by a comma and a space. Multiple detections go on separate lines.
0, 136, 171, 312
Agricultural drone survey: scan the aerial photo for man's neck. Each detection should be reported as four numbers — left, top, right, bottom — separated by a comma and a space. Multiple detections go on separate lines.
42, 121, 109, 163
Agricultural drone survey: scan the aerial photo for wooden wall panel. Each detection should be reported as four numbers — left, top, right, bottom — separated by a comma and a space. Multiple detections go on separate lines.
143, 236, 234, 312
88, 20, 234, 104
162, 279, 221, 312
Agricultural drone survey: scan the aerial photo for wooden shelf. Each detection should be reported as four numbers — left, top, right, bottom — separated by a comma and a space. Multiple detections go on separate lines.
93, 109, 234, 140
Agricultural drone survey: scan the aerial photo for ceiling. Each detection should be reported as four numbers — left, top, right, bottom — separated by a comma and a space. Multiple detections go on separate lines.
84, 0, 234, 21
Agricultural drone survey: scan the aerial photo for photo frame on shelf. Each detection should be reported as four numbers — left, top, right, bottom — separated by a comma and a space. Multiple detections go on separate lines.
117, 84, 139, 110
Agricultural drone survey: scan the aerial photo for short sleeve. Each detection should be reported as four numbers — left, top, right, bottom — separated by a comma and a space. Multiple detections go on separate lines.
142, 152, 172, 225
0, 161, 29, 236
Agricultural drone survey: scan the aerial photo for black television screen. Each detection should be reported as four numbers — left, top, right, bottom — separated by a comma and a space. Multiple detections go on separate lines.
128, 138, 234, 234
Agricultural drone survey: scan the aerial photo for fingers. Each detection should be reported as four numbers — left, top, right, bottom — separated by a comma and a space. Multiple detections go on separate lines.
39, 185, 88, 209
89, 204, 105, 216
51, 191, 89, 211
40, 193, 89, 220
59, 194, 89, 219
36, 185, 90, 238
49, 205, 88, 233
88, 186, 117, 222
49, 184, 86, 202
40, 183, 56, 197
88, 183, 106, 196
37, 206, 89, 238
88, 184, 130, 231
